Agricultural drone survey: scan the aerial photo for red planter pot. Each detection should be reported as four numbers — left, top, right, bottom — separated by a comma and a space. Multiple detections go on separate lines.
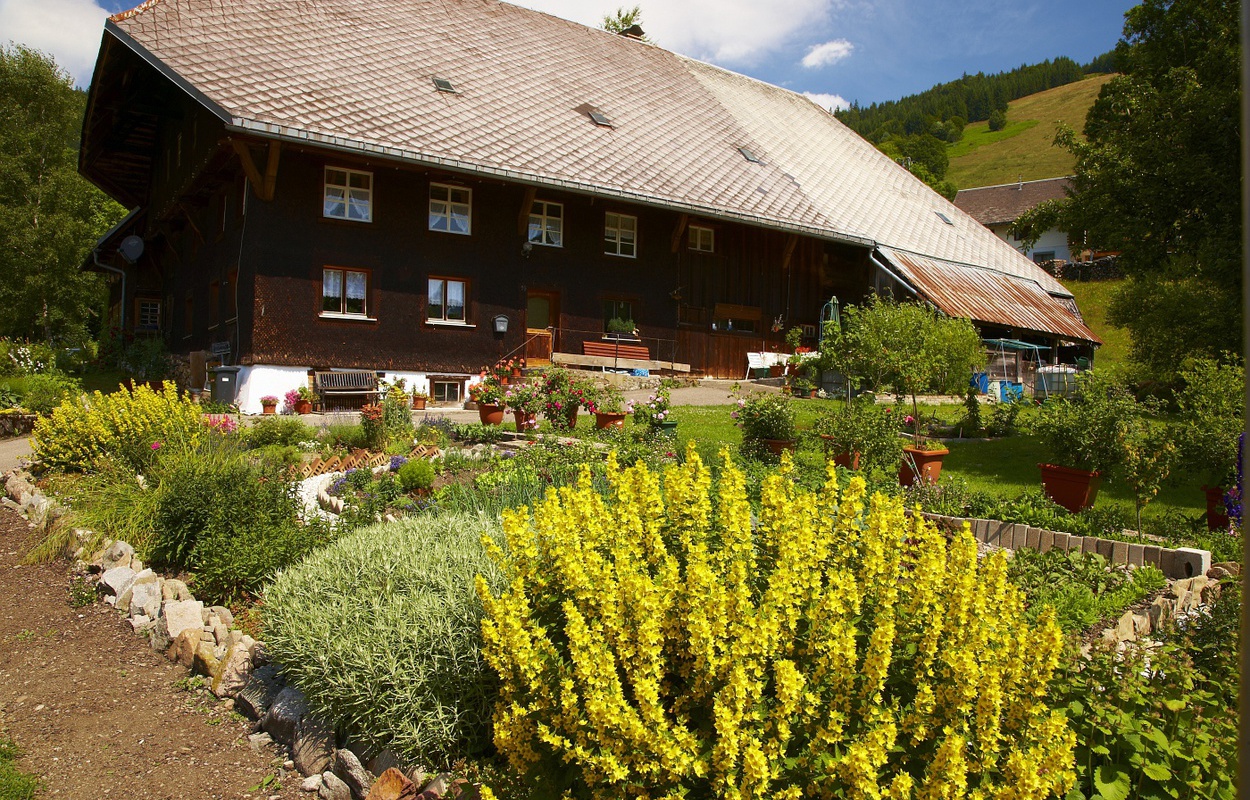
594, 412, 627, 430
478, 403, 505, 426
818, 435, 860, 469
513, 411, 538, 432
293, 399, 313, 415
511, 368, 524, 379
261, 404, 277, 416
768, 364, 785, 378
1039, 463, 1102, 513
763, 438, 797, 456
899, 446, 949, 487
1202, 485, 1229, 530
412, 397, 427, 410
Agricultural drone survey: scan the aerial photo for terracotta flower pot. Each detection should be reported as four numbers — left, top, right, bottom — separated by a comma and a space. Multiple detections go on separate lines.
513, 411, 538, 431
261, 403, 277, 416
899, 446, 949, 487
511, 367, 524, 379
294, 399, 313, 415
1038, 463, 1102, 512
478, 403, 505, 426
1202, 485, 1229, 530
595, 412, 627, 430
768, 364, 785, 378
763, 438, 797, 456
412, 397, 427, 410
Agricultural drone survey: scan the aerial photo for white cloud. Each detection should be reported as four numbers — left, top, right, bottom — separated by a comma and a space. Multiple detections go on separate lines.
0, 0, 110, 86
801, 38, 853, 68
802, 91, 850, 111
512, 0, 838, 65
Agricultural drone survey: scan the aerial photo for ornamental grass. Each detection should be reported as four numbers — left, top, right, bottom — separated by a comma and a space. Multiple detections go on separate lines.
478, 445, 1075, 800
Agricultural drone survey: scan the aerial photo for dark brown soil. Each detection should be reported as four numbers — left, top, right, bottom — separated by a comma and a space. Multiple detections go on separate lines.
0, 507, 302, 799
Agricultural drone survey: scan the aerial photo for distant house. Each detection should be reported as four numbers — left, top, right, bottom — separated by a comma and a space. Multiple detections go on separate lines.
80, 0, 1099, 413
955, 177, 1073, 263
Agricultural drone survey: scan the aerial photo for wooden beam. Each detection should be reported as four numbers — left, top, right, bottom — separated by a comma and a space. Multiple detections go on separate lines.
517, 186, 537, 237
670, 213, 689, 253
781, 234, 799, 272
551, 352, 691, 373
260, 141, 281, 201
230, 139, 265, 194
177, 203, 205, 245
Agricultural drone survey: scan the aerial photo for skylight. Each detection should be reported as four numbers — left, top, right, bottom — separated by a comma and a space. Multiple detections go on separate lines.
739, 147, 762, 163
935, 211, 954, 226
432, 77, 456, 93
588, 110, 613, 127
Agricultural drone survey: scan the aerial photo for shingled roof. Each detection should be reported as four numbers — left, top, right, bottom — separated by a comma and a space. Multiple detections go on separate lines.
95, 0, 1098, 343
954, 177, 1072, 227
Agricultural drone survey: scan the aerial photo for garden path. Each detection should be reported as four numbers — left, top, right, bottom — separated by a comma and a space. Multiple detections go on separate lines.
0, 508, 302, 800
0, 437, 31, 473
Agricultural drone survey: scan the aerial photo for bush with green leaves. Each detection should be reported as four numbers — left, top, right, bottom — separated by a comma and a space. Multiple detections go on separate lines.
451, 423, 508, 444
397, 458, 435, 492
1175, 355, 1243, 487
244, 416, 317, 449
812, 396, 902, 473
1007, 549, 1165, 633
16, 372, 80, 415
263, 513, 504, 768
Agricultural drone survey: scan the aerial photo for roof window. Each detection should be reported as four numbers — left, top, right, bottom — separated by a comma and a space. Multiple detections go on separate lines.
432, 77, 457, 93
588, 109, 613, 127
739, 147, 762, 163
935, 211, 954, 226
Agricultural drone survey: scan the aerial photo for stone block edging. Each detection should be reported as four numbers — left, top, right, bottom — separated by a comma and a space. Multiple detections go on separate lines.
920, 513, 1211, 580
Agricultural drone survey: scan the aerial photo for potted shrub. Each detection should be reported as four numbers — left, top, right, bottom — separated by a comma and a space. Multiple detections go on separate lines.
734, 390, 797, 456
503, 382, 542, 431
1175, 357, 1243, 529
411, 389, 429, 410
604, 317, 638, 340
814, 398, 902, 472
633, 385, 675, 433
899, 436, 950, 487
590, 383, 633, 429
260, 395, 279, 415
469, 378, 506, 425
791, 372, 816, 398
288, 386, 315, 414
540, 367, 594, 431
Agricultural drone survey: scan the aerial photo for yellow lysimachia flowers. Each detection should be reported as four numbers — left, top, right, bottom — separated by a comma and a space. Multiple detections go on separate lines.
478, 445, 1074, 800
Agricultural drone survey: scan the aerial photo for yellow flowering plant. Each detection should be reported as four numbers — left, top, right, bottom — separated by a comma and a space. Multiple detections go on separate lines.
477, 444, 1075, 800
33, 383, 205, 473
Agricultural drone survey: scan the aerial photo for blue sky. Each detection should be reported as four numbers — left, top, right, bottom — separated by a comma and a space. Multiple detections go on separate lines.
2, 0, 1136, 106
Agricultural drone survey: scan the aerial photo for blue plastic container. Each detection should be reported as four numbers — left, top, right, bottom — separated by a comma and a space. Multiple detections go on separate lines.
970, 372, 989, 394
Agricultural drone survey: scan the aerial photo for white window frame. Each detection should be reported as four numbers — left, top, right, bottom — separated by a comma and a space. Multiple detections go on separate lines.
528, 200, 563, 247
429, 183, 471, 235
323, 167, 373, 222
321, 267, 371, 318
432, 380, 462, 403
427, 277, 470, 325
604, 212, 637, 258
137, 300, 162, 331
689, 224, 715, 253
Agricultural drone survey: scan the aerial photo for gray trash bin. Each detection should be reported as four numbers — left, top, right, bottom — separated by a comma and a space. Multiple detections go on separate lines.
210, 366, 241, 405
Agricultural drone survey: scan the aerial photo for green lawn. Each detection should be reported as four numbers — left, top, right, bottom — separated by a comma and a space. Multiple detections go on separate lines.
0, 739, 39, 800
669, 399, 1208, 526
1063, 279, 1131, 372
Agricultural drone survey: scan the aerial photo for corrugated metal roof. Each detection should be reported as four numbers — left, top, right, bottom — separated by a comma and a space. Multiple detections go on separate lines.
878, 247, 1101, 344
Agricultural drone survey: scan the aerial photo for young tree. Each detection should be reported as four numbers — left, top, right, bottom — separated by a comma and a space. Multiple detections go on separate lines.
1012, 0, 1239, 378
0, 46, 125, 344
600, 6, 651, 41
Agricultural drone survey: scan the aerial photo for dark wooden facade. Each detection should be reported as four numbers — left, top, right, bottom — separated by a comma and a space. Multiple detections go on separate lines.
85, 47, 876, 378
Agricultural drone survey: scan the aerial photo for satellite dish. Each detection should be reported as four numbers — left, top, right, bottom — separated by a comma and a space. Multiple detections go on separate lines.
119, 235, 145, 264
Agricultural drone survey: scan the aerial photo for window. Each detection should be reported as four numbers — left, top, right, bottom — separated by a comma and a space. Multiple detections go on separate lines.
1033, 251, 1056, 263
604, 213, 637, 257
689, 224, 715, 253
322, 268, 369, 316
428, 277, 468, 323
432, 380, 462, 403
137, 300, 161, 331
432, 77, 457, 93
603, 299, 634, 331
323, 167, 372, 222
528, 201, 563, 247
429, 183, 471, 235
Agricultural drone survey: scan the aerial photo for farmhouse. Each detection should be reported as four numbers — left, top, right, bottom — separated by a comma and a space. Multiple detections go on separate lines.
954, 177, 1074, 264
80, 0, 1100, 412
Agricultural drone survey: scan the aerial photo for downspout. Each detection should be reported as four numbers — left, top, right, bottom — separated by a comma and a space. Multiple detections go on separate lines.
92, 248, 127, 330
868, 250, 918, 298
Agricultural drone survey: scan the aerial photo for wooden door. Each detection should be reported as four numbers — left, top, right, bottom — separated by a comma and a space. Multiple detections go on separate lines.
525, 291, 559, 365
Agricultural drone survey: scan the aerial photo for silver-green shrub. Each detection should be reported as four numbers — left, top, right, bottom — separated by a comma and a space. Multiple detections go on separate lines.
263, 512, 504, 767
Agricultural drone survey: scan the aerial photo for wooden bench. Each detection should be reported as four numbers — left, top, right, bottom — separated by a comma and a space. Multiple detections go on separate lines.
583, 340, 651, 361
314, 370, 380, 411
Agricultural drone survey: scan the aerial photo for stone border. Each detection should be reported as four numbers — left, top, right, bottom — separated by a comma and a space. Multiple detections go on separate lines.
920, 513, 1212, 580
0, 412, 36, 438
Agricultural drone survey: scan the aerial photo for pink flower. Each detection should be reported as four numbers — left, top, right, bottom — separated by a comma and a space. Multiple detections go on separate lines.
730, 411, 739, 419
150, 442, 162, 450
